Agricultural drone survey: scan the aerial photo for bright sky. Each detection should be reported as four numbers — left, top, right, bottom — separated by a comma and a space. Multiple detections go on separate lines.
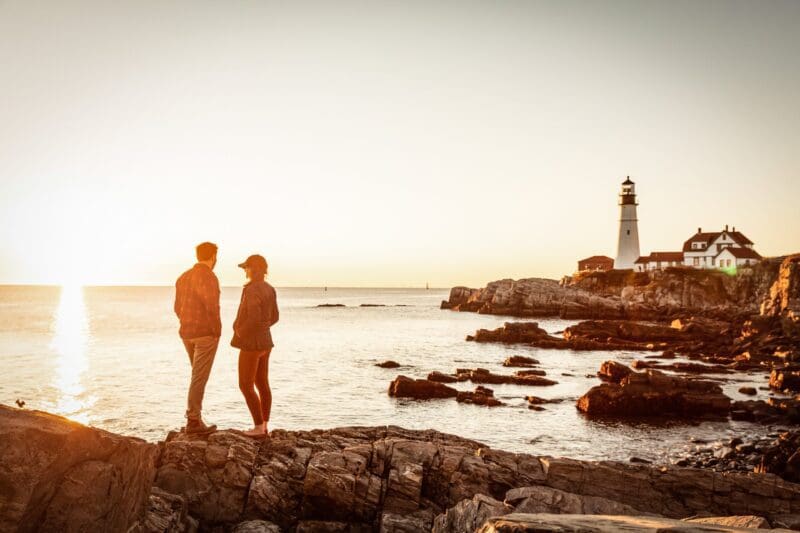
1, 1, 798, 287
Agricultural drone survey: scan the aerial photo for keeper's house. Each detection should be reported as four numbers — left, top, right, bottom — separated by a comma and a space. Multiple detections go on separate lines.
635, 225, 761, 272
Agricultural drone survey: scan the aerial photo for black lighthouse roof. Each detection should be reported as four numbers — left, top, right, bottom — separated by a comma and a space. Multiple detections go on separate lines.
622, 176, 634, 185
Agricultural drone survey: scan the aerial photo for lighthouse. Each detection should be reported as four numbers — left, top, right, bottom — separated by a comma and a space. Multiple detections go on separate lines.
614, 176, 641, 270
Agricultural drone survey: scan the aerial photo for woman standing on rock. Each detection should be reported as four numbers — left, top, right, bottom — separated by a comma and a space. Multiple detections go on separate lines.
232, 254, 279, 438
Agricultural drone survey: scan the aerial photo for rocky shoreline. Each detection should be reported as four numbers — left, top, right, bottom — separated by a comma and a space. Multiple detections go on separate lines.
4, 405, 800, 532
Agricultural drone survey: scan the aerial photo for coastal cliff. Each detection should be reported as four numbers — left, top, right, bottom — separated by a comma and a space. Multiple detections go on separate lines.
3, 405, 800, 532
442, 255, 797, 321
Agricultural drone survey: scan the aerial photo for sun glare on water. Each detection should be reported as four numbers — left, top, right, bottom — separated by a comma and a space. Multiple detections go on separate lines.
50, 283, 93, 424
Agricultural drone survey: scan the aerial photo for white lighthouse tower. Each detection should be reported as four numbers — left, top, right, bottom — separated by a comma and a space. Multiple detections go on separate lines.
614, 176, 641, 270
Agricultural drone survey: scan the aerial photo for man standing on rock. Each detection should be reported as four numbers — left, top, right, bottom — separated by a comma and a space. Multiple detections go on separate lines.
174, 242, 221, 434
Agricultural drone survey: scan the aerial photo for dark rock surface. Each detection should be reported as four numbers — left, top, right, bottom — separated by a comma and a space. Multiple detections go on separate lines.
387, 376, 458, 400
5, 407, 800, 532
0, 405, 158, 533
577, 365, 731, 418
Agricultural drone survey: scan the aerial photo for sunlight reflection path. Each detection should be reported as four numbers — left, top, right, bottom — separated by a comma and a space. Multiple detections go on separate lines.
50, 284, 93, 424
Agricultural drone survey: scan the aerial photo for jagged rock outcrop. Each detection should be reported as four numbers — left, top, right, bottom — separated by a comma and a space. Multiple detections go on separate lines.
151, 425, 800, 530
762, 254, 800, 337
577, 365, 731, 418
5, 408, 800, 532
0, 405, 158, 533
443, 257, 794, 321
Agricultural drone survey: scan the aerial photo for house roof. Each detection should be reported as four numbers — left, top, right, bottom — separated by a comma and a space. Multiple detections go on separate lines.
682, 229, 753, 251
649, 252, 685, 262
717, 247, 762, 260
635, 256, 650, 264
578, 255, 614, 263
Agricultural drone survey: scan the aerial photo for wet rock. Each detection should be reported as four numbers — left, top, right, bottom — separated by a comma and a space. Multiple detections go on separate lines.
565, 320, 685, 343
739, 387, 758, 395
526, 396, 560, 404
427, 371, 459, 384
515, 369, 547, 377
597, 360, 632, 383
470, 322, 551, 344
503, 356, 540, 368
388, 376, 458, 399
631, 360, 733, 374
456, 368, 557, 387
0, 405, 157, 533
457, 386, 505, 407
577, 368, 731, 418
376, 361, 401, 369
432, 494, 509, 533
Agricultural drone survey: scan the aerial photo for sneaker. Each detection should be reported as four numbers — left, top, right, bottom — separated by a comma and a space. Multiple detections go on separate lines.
185, 418, 217, 435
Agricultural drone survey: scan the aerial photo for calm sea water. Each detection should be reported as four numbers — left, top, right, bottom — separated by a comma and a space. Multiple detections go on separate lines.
0, 285, 780, 462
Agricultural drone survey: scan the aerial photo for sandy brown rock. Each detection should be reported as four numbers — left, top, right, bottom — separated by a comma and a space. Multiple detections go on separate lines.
477, 513, 795, 532
0, 405, 157, 533
684, 515, 771, 529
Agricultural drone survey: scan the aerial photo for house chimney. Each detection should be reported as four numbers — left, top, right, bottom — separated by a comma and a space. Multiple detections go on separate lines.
732, 226, 736, 232
697, 227, 702, 234
725, 224, 729, 232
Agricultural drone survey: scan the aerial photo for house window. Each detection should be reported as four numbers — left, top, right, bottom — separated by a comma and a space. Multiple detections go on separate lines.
693, 257, 700, 266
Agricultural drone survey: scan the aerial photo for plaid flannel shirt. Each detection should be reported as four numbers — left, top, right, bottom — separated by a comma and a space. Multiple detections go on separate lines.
174, 263, 222, 339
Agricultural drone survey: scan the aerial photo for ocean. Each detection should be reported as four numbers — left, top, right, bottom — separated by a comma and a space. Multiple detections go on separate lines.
0, 285, 777, 462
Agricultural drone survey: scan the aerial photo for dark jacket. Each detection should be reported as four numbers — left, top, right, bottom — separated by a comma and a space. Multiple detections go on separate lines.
231, 280, 279, 351
174, 264, 222, 339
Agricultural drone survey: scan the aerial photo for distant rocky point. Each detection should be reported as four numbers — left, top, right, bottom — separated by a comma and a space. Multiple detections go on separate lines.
442, 254, 800, 325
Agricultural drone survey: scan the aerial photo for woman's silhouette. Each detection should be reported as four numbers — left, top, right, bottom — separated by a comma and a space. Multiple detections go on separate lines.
231, 254, 279, 438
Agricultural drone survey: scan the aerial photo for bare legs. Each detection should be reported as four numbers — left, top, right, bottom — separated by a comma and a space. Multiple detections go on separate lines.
238, 348, 272, 436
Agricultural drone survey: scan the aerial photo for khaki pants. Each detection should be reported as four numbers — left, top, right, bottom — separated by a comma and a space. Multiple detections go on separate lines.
182, 335, 219, 420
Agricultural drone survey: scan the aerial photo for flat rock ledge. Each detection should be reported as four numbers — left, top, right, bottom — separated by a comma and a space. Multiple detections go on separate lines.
4, 405, 800, 532
477, 513, 796, 532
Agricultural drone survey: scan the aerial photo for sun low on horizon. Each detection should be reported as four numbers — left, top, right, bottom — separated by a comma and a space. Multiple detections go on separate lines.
1, 1, 799, 289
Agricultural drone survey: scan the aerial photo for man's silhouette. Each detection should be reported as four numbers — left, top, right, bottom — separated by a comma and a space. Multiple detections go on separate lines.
174, 242, 221, 434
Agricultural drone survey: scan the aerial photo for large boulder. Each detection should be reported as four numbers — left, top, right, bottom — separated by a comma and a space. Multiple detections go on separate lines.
0, 405, 157, 533
388, 376, 458, 399
577, 368, 731, 418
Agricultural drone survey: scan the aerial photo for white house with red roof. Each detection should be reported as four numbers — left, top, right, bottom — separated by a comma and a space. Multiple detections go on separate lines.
635, 225, 761, 272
